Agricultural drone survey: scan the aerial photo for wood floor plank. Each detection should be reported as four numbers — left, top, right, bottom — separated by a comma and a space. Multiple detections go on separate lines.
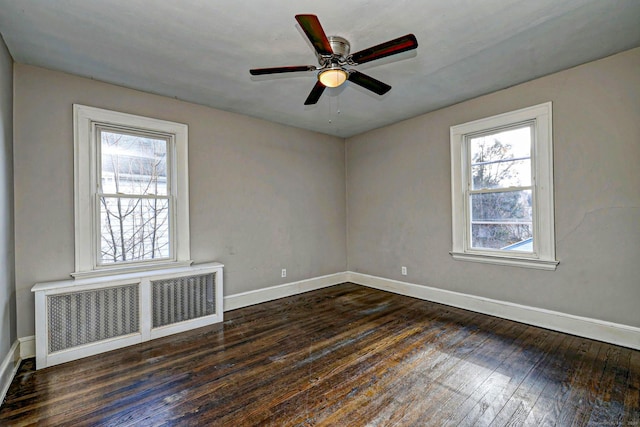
204, 298, 485, 425
321, 311, 505, 425
451, 327, 561, 426
1, 283, 639, 426
521, 338, 601, 426
491, 333, 581, 426
584, 346, 630, 425
321, 303, 511, 425
400, 321, 531, 426
556, 341, 610, 425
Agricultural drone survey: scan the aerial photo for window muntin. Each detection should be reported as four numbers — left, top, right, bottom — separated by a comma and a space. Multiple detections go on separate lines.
97, 126, 173, 265
466, 124, 534, 252
449, 102, 557, 270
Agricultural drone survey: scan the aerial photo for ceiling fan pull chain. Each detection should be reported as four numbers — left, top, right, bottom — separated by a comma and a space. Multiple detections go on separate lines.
335, 94, 342, 134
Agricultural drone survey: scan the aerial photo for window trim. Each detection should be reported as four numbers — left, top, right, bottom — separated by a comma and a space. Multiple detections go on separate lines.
450, 102, 558, 270
73, 105, 191, 278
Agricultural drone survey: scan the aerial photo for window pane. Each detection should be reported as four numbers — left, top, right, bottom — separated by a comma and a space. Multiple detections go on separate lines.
100, 130, 168, 196
472, 190, 532, 221
472, 159, 531, 189
470, 190, 533, 250
471, 223, 533, 251
99, 196, 170, 264
470, 126, 531, 190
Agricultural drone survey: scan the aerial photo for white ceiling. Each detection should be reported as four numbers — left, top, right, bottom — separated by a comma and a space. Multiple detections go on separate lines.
1, 0, 639, 138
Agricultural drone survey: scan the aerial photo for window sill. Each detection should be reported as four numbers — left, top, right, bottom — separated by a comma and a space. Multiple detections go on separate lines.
450, 252, 558, 271
71, 260, 194, 279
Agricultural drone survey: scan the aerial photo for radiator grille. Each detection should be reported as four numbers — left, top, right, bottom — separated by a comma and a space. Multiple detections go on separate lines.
47, 284, 139, 353
152, 272, 216, 328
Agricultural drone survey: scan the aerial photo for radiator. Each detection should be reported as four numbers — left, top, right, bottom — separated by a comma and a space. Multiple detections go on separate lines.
47, 284, 140, 354
152, 274, 216, 328
33, 262, 223, 369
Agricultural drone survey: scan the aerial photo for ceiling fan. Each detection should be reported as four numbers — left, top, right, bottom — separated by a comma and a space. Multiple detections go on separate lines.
250, 14, 418, 105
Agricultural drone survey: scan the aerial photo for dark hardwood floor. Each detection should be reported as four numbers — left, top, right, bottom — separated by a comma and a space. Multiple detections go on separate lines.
1, 283, 639, 426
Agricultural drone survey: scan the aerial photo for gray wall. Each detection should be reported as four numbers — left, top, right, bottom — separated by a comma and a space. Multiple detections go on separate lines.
13, 64, 347, 338
347, 47, 640, 327
10, 48, 640, 340
0, 36, 15, 360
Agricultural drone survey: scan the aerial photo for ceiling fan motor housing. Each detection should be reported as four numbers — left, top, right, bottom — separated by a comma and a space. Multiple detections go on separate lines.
327, 36, 350, 61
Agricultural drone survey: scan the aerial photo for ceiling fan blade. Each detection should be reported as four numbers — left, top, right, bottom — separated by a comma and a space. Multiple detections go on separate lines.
295, 14, 333, 56
350, 34, 418, 65
304, 81, 326, 105
250, 65, 316, 75
348, 71, 391, 95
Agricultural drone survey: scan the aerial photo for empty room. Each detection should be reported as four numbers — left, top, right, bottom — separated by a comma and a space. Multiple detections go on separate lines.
1, 1, 639, 425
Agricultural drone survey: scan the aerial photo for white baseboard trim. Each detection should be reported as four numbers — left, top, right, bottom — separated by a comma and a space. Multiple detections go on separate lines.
18, 336, 35, 360
0, 340, 21, 405
347, 272, 640, 350
8, 271, 634, 398
224, 272, 349, 312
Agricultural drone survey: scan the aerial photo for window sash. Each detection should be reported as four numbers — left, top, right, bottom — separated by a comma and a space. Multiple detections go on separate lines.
464, 124, 536, 254
95, 194, 174, 267
94, 125, 177, 268
96, 125, 173, 197
466, 191, 535, 254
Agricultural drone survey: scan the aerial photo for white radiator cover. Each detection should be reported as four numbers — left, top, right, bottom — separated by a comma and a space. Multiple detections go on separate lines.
32, 262, 223, 369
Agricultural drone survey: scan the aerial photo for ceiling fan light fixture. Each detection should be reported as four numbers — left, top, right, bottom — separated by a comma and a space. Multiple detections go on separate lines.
318, 67, 348, 88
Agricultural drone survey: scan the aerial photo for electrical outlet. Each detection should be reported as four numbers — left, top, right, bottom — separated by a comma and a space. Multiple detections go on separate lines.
281, 268, 287, 278
401, 266, 407, 276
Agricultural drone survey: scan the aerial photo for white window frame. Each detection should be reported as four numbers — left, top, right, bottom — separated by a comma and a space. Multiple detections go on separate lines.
450, 102, 558, 270
73, 105, 191, 278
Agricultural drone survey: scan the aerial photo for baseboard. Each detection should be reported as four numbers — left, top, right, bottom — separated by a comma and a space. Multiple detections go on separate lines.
18, 336, 35, 359
0, 340, 21, 405
224, 272, 349, 311
347, 272, 640, 350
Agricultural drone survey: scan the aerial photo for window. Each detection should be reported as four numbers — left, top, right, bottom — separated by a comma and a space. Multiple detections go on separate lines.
450, 102, 558, 270
73, 105, 191, 277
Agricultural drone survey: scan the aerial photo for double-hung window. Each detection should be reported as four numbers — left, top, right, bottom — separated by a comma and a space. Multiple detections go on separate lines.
450, 102, 558, 270
73, 105, 191, 277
